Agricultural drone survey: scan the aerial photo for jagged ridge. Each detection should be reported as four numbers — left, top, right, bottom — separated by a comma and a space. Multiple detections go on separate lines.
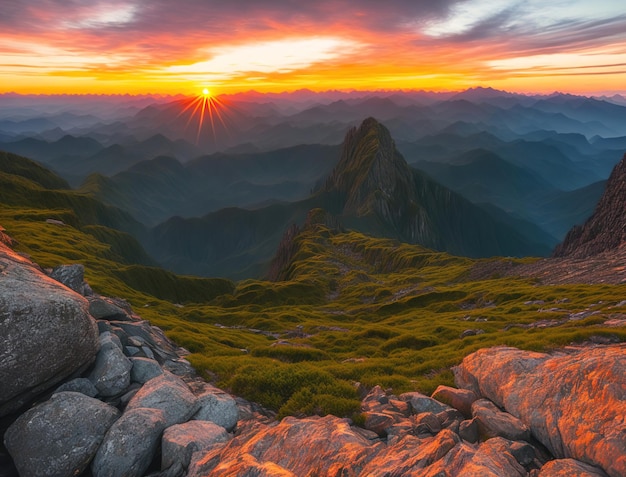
554, 153, 626, 258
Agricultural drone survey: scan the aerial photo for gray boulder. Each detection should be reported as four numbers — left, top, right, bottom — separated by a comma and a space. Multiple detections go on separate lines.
126, 372, 198, 427
88, 296, 131, 321
0, 244, 99, 417
92, 407, 167, 477
55, 377, 98, 397
49, 263, 86, 294
130, 357, 164, 384
472, 398, 531, 441
89, 333, 133, 397
193, 384, 239, 431
399, 391, 450, 414
4, 392, 119, 477
162, 420, 230, 471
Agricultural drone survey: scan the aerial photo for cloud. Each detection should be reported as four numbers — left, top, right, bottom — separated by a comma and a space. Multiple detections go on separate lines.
167, 38, 361, 78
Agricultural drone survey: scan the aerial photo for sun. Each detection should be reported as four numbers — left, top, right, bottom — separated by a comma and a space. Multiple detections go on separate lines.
176, 88, 231, 146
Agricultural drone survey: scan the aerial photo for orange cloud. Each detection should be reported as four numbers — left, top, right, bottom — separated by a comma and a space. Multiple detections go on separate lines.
0, 0, 624, 95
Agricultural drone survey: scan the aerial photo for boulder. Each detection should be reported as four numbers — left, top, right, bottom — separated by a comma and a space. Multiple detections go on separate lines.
92, 407, 167, 477
430, 436, 528, 477
471, 398, 531, 441
190, 453, 297, 477
192, 384, 239, 431
49, 263, 85, 294
126, 372, 198, 427
162, 420, 230, 471
130, 357, 164, 384
190, 415, 376, 476
537, 458, 610, 476
363, 411, 396, 437
459, 418, 479, 443
88, 295, 131, 321
431, 385, 478, 417
360, 429, 460, 476
455, 345, 626, 477
89, 333, 133, 397
0, 243, 99, 416
55, 377, 98, 397
4, 392, 119, 477
399, 391, 450, 415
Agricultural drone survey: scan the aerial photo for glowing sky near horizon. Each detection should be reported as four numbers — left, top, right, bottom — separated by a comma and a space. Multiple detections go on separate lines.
1, 0, 625, 95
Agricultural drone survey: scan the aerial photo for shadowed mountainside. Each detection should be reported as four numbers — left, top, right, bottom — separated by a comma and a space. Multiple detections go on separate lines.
554, 153, 626, 258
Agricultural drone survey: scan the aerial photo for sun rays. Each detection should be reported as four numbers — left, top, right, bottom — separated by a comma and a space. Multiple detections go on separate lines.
177, 89, 231, 145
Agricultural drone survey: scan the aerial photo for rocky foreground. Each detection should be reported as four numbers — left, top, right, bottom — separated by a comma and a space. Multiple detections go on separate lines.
0, 238, 625, 477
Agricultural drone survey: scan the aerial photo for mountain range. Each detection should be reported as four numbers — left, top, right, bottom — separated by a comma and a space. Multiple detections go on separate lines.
2, 88, 626, 278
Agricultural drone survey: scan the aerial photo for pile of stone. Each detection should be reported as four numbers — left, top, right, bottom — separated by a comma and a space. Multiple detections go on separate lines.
0, 242, 240, 477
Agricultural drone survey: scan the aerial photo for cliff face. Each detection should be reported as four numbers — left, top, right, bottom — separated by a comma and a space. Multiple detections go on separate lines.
554, 153, 626, 258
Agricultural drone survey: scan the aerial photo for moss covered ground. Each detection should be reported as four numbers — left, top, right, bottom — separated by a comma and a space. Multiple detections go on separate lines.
3, 202, 625, 421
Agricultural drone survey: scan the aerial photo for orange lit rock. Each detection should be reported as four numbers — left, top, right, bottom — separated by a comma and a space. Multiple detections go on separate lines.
454, 345, 626, 477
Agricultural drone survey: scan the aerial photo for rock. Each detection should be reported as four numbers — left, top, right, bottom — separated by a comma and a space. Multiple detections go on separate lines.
88, 295, 131, 320
431, 385, 477, 417
459, 418, 479, 443
471, 398, 531, 441
193, 385, 239, 431
92, 407, 167, 477
509, 441, 539, 468
4, 392, 119, 477
0, 243, 99, 416
89, 333, 133, 397
399, 391, 450, 415
360, 429, 460, 476
190, 415, 376, 476
435, 436, 528, 477
162, 420, 230, 471
363, 411, 396, 437
191, 453, 297, 477
537, 458, 610, 476
126, 372, 198, 427
454, 345, 626, 477
414, 412, 441, 434
55, 377, 98, 397
49, 263, 85, 294
130, 357, 164, 384
110, 320, 182, 363
461, 328, 485, 338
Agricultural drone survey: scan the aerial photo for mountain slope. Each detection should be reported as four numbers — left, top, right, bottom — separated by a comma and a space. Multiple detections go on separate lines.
554, 153, 626, 258
0, 150, 152, 266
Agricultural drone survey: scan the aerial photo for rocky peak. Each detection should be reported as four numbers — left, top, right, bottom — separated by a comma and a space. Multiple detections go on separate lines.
324, 117, 416, 216
554, 153, 626, 258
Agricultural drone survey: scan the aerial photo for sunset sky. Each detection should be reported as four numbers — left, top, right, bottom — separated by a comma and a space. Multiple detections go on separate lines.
2, 0, 626, 96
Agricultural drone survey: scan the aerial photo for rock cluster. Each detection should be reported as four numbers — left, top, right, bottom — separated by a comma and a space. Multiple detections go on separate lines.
187, 344, 623, 477
1, 238, 624, 476
0, 243, 239, 477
